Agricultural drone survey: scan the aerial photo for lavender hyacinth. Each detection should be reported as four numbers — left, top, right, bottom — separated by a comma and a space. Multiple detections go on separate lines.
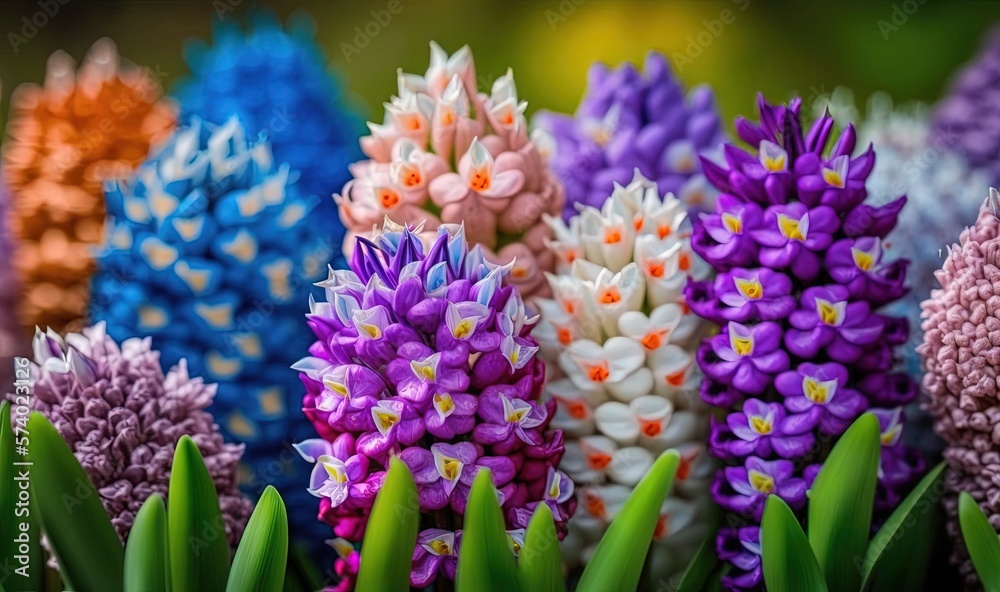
688, 95, 925, 590
534, 52, 725, 218
295, 222, 573, 589
932, 27, 1000, 183
920, 192, 1000, 588
12, 324, 252, 545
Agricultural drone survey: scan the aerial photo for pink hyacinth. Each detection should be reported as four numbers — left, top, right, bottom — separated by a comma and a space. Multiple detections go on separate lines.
919, 189, 1000, 588
336, 42, 565, 296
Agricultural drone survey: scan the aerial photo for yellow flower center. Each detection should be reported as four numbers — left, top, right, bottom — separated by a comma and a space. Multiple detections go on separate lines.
374, 410, 399, 432
434, 393, 454, 414
816, 299, 840, 326
732, 336, 754, 356
453, 319, 474, 339
734, 277, 763, 300
429, 539, 452, 555
324, 463, 349, 484
750, 416, 772, 435
777, 214, 806, 241
762, 154, 787, 172
360, 323, 382, 339
441, 458, 462, 481
804, 378, 828, 404
852, 247, 875, 272
822, 167, 845, 188
749, 469, 775, 494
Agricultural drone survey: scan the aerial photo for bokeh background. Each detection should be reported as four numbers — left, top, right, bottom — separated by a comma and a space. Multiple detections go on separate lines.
0, 0, 999, 135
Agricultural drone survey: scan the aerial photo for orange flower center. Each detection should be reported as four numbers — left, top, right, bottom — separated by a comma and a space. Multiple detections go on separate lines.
646, 261, 665, 278
557, 327, 573, 346
587, 452, 612, 470
586, 363, 610, 383
599, 288, 621, 304
641, 332, 662, 350
379, 189, 400, 208
640, 419, 663, 437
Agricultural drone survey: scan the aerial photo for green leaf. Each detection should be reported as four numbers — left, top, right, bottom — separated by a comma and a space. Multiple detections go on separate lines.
227, 485, 287, 592
26, 412, 124, 592
355, 457, 420, 592
577, 449, 680, 592
168, 435, 230, 592
518, 503, 566, 592
808, 412, 880, 592
455, 468, 521, 592
125, 494, 168, 592
862, 462, 945, 592
761, 495, 828, 592
959, 491, 1000, 590
676, 530, 721, 592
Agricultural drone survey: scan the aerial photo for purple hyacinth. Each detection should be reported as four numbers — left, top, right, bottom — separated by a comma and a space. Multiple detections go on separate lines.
295, 222, 573, 588
687, 94, 924, 589
11, 324, 252, 551
932, 27, 1000, 183
534, 52, 725, 218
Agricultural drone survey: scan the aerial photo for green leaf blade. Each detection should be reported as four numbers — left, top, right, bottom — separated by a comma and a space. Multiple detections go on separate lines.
577, 449, 681, 592
455, 468, 521, 592
355, 456, 420, 592
861, 462, 945, 591
761, 495, 828, 592
168, 435, 230, 592
125, 494, 168, 592
26, 412, 124, 592
518, 503, 566, 592
226, 485, 287, 592
959, 491, 1000, 590
808, 412, 880, 592
676, 531, 721, 592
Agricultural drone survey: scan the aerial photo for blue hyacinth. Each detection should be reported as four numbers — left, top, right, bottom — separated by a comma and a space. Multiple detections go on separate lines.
90, 117, 332, 555
174, 11, 364, 266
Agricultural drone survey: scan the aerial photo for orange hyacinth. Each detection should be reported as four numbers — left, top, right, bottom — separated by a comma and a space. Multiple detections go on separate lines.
3, 39, 175, 334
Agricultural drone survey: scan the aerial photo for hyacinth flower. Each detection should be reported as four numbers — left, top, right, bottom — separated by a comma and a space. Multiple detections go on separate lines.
295, 221, 573, 589
688, 95, 925, 589
932, 27, 1000, 184
9, 324, 252, 547
88, 117, 329, 550
335, 42, 565, 297
534, 51, 725, 218
533, 171, 714, 584
3, 38, 175, 334
0, 177, 20, 389
817, 89, 990, 383
174, 11, 364, 264
920, 192, 1000, 588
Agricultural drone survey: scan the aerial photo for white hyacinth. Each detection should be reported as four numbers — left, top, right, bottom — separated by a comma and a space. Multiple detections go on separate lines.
532, 170, 714, 583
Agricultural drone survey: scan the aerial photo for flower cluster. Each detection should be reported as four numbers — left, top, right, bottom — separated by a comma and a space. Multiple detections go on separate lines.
3, 39, 175, 334
932, 27, 1000, 183
336, 42, 565, 296
533, 171, 714, 583
688, 95, 925, 590
174, 12, 364, 265
818, 88, 990, 457
89, 117, 330, 547
9, 323, 252, 547
919, 192, 1000, 588
295, 222, 572, 588
0, 178, 20, 389
534, 52, 724, 219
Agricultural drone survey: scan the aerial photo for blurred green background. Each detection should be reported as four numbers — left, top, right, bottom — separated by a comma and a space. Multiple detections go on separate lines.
0, 0, 999, 131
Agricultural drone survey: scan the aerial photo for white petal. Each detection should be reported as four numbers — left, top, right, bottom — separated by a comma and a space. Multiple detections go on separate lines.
607, 367, 654, 403
608, 446, 654, 486
594, 401, 640, 446
603, 337, 645, 381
